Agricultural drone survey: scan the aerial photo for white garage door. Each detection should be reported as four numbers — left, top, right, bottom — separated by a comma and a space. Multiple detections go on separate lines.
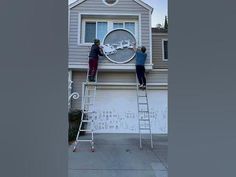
89, 89, 168, 134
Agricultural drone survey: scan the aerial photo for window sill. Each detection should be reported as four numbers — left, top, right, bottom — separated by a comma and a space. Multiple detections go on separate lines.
69, 63, 153, 71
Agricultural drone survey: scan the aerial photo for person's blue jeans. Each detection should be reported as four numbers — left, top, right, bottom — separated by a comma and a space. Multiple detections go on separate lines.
136, 65, 146, 86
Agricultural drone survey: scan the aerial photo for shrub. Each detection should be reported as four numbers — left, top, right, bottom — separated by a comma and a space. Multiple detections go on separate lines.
68, 109, 86, 142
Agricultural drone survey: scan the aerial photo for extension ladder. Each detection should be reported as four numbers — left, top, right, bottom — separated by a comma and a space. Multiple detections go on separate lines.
73, 65, 98, 152
136, 76, 153, 149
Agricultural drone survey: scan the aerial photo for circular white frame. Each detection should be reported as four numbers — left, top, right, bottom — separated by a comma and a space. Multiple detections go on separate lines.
102, 28, 136, 64
103, 0, 119, 6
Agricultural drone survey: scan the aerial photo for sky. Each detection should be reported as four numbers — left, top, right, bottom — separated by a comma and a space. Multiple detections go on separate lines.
68, 0, 168, 27
143, 0, 168, 27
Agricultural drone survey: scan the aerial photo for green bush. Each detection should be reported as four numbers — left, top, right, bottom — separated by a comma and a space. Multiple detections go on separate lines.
68, 109, 86, 142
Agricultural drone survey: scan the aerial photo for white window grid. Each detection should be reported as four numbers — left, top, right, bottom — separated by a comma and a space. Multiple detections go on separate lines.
81, 19, 139, 45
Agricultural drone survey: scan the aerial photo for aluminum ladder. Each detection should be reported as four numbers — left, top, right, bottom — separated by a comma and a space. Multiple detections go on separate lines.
73, 66, 98, 152
136, 76, 153, 149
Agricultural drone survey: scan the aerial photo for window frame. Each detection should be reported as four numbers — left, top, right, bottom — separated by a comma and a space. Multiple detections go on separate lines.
81, 19, 138, 45
82, 20, 108, 44
162, 39, 168, 61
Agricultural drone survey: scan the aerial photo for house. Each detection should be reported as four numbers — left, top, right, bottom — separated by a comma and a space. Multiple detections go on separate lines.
68, 0, 168, 134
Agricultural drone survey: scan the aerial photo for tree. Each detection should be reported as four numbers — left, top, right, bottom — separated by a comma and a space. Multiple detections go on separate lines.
156, 24, 162, 28
164, 16, 168, 30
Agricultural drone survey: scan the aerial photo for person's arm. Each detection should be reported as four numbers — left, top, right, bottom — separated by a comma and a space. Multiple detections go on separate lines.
132, 42, 137, 52
144, 53, 147, 63
97, 46, 104, 56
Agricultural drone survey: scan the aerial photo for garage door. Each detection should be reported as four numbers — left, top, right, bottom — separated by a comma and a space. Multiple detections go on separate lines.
89, 89, 168, 134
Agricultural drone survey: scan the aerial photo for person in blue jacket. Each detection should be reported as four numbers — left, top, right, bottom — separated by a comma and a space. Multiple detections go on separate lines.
133, 43, 147, 89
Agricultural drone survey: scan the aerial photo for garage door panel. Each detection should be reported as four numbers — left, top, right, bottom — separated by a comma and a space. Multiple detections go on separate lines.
90, 89, 168, 134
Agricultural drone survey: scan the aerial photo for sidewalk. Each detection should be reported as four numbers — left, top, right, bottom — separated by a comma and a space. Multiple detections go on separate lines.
68, 134, 168, 177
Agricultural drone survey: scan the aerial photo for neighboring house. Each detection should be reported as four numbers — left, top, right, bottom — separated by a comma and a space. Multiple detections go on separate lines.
68, 0, 168, 134
152, 27, 168, 69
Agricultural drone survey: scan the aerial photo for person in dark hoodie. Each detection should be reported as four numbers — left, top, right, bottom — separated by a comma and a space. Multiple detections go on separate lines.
88, 39, 104, 82
133, 43, 147, 89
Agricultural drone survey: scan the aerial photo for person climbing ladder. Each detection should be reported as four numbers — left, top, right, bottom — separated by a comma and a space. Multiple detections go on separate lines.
133, 43, 147, 89
88, 39, 104, 82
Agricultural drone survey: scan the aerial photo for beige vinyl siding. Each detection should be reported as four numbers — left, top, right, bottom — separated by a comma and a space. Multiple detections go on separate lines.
147, 70, 168, 83
152, 33, 168, 69
69, 0, 151, 68
71, 70, 168, 109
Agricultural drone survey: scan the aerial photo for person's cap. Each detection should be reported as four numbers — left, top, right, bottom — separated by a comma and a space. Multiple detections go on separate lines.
94, 39, 100, 44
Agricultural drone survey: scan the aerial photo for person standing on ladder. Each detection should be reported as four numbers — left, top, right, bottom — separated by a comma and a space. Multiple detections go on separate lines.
133, 43, 147, 89
88, 39, 104, 82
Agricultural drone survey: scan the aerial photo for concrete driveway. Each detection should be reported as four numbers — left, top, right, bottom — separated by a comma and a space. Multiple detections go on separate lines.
68, 134, 168, 177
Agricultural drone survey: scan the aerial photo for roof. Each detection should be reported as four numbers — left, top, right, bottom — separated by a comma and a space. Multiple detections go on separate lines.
69, 0, 153, 13
152, 28, 168, 34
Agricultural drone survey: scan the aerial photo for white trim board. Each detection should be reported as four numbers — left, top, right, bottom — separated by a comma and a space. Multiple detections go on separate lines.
151, 69, 168, 72
149, 10, 153, 67
152, 33, 168, 36
69, 0, 153, 13
83, 82, 168, 86
69, 63, 153, 71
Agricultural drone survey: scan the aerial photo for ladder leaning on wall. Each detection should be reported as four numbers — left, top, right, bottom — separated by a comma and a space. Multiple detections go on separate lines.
73, 63, 98, 152
136, 74, 153, 149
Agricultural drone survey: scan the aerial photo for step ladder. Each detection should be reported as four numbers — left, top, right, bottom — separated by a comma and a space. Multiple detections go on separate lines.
73, 65, 98, 152
136, 76, 153, 149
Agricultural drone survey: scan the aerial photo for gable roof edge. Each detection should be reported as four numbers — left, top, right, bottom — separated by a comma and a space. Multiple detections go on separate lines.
69, 0, 153, 13
133, 0, 153, 13
69, 0, 86, 9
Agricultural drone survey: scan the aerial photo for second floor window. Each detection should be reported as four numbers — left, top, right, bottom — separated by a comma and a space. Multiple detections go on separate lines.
83, 20, 136, 44
113, 22, 135, 34
113, 23, 123, 29
162, 40, 168, 61
125, 22, 135, 34
85, 22, 108, 43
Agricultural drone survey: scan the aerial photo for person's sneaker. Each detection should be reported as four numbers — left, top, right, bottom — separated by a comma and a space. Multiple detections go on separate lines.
88, 76, 92, 82
90, 76, 95, 82
139, 84, 143, 89
142, 85, 146, 90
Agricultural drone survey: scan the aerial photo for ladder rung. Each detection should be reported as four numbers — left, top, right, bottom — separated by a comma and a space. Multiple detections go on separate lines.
81, 120, 92, 123
137, 89, 147, 92
138, 103, 148, 105
140, 128, 151, 130
84, 96, 94, 98
87, 89, 96, 91
84, 103, 93, 105
77, 140, 92, 142
83, 111, 95, 114
139, 119, 150, 121
138, 110, 149, 112
86, 82, 97, 85
79, 129, 92, 132
138, 95, 147, 97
